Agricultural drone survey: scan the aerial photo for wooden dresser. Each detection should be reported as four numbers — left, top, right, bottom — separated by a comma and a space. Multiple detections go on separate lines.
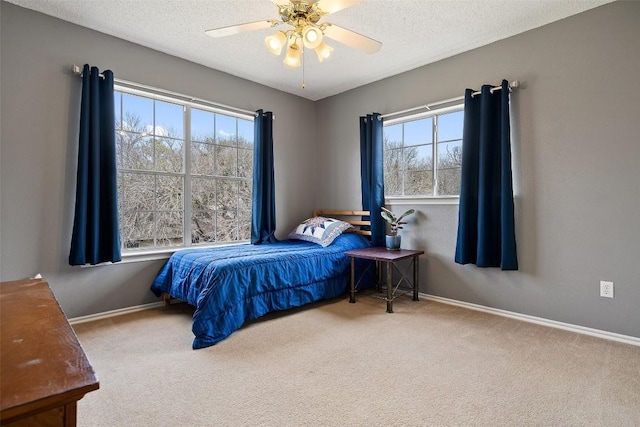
1, 279, 99, 426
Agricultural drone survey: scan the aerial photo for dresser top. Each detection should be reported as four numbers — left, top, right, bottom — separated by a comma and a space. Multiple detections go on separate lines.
1, 279, 99, 421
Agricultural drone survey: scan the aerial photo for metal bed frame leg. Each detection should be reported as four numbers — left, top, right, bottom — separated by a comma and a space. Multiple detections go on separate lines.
386, 262, 393, 313
349, 257, 356, 303
413, 256, 420, 301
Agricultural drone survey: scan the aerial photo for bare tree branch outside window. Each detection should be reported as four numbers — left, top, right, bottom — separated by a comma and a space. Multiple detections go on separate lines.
383, 109, 463, 197
115, 91, 253, 250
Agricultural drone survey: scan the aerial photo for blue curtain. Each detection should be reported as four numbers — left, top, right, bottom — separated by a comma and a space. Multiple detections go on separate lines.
359, 113, 385, 247
455, 80, 518, 270
69, 64, 121, 265
251, 109, 278, 244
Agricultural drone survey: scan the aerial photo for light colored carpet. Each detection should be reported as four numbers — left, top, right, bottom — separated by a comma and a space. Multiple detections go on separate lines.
73, 291, 640, 426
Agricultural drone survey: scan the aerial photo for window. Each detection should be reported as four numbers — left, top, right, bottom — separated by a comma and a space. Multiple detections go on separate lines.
383, 105, 464, 198
115, 87, 253, 252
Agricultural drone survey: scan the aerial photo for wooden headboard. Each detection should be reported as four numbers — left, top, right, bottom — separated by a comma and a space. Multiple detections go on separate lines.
313, 210, 371, 237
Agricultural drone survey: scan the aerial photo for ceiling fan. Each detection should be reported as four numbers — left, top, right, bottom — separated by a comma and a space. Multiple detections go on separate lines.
205, 0, 382, 69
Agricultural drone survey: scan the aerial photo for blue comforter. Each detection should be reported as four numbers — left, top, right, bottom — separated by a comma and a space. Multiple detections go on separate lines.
151, 233, 371, 348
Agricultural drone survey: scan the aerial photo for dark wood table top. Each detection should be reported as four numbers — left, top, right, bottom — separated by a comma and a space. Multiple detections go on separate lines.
1, 279, 99, 422
344, 246, 424, 262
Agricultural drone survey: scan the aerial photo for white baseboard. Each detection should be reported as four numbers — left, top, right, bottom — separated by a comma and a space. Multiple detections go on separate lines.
69, 301, 165, 325
69, 293, 640, 347
422, 293, 640, 347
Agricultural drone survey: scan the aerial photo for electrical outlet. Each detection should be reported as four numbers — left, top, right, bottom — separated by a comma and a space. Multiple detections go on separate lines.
600, 281, 614, 298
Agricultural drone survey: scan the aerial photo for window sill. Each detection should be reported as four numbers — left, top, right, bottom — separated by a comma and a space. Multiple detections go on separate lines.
385, 196, 459, 205
80, 241, 249, 267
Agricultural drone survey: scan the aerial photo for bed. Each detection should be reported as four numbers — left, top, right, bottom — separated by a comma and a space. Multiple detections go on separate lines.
150, 210, 373, 349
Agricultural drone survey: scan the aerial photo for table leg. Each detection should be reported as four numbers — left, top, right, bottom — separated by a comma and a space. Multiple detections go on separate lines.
386, 262, 393, 313
376, 260, 382, 292
349, 257, 356, 303
64, 402, 77, 427
413, 255, 420, 301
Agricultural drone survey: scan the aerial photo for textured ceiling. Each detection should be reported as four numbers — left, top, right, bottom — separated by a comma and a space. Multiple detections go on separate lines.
6, 0, 613, 100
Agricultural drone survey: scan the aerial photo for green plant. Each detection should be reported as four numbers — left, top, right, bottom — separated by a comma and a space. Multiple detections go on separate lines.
380, 207, 415, 236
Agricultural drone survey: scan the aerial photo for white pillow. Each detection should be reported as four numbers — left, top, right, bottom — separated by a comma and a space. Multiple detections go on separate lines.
288, 217, 353, 247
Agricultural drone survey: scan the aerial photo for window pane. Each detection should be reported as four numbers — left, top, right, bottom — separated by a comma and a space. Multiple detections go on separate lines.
404, 118, 432, 146
404, 170, 433, 195
238, 119, 254, 147
192, 211, 216, 244
437, 141, 462, 169
215, 145, 237, 177
155, 100, 183, 138
384, 124, 402, 145
192, 178, 216, 211
191, 141, 215, 175
122, 93, 153, 133
216, 114, 237, 145
155, 137, 184, 173
238, 180, 252, 211
384, 147, 402, 196
114, 92, 122, 130
437, 137, 462, 196
437, 110, 464, 142
238, 148, 253, 178
404, 145, 432, 171
154, 173, 185, 247
156, 211, 183, 247
438, 165, 462, 196
192, 173, 216, 245
121, 211, 154, 249
118, 133, 153, 171
192, 108, 214, 142
156, 175, 183, 212
217, 179, 238, 211
384, 174, 402, 196
119, 172, 154, 213
216, 210, 238, 241
238, 211, 251, 241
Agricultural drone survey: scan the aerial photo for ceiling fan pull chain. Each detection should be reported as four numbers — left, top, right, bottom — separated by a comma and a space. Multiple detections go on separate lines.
302, 47, 306, 89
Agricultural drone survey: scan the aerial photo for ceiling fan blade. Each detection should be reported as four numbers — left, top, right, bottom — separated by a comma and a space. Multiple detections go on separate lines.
315, 0, 362, 15
323, 24, 382, 54
205, 20, 277, 38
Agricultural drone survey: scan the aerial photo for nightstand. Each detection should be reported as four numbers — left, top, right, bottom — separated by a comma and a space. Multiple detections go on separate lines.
344, 247, 424, 313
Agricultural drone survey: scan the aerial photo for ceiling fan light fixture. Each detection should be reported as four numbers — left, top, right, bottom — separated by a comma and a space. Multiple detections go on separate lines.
205, 0, 383, 71
301, 25, 323, 49
314, 41, 334, 62
265, 31, 287, 55
283, 43, 302, 68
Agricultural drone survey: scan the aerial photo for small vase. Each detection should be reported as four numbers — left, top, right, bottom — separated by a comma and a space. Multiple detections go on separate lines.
385, 235, 401, 251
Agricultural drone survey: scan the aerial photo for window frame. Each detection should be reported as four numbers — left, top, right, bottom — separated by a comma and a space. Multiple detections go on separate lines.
114, 84, 255, 263
383, 103, 464, 205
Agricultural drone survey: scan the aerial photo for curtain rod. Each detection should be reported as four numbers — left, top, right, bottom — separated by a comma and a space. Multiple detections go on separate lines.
381, 80, 519, 120
71, 64, 260, 118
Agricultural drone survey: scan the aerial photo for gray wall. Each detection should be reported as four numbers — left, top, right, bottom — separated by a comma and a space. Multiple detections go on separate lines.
0, 2, 317, 317
1, 1, 638, 339
316, 1, 640, 338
